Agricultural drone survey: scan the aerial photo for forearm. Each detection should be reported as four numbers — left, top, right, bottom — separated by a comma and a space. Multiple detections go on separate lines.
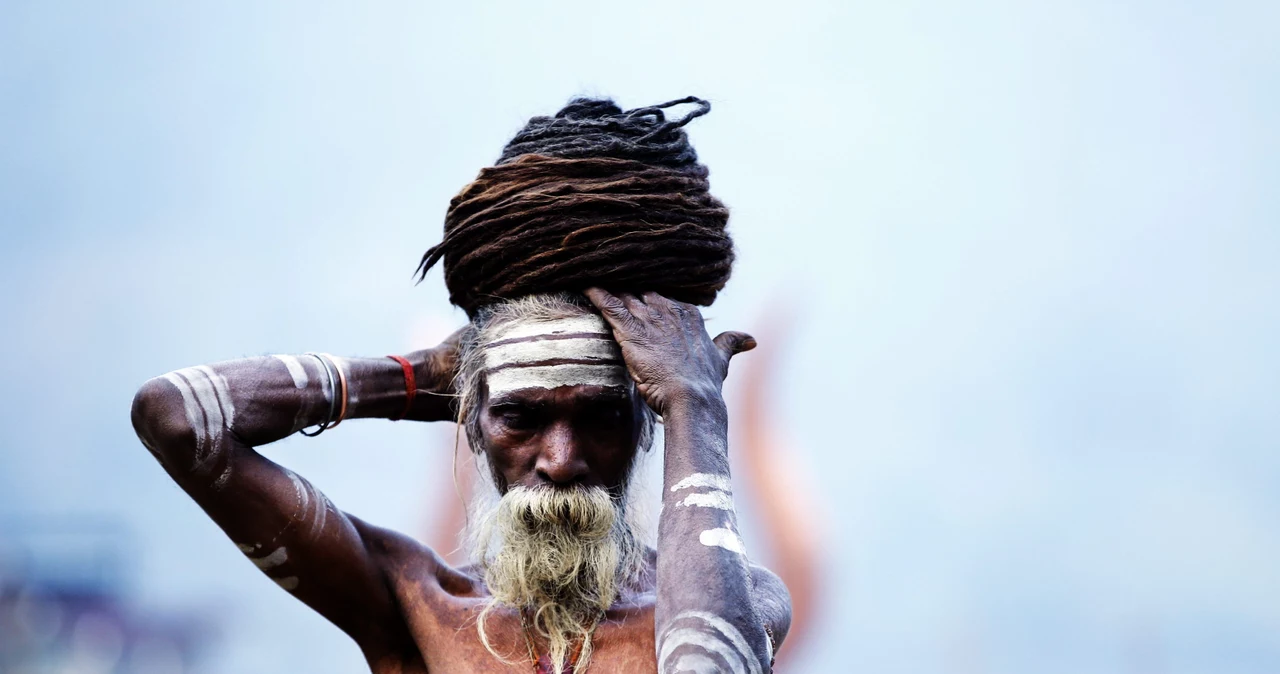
654, 393, 772, 672
226, 353, 412, 444
133, 351, 446, 461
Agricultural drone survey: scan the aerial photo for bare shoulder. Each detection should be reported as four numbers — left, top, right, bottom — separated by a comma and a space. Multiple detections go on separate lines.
749, 563, 793, 651
342, 519, 491, 672
350, 517, 480, 595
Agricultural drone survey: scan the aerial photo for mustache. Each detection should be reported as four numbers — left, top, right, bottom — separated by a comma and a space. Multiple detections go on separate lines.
503, 485, 617, 536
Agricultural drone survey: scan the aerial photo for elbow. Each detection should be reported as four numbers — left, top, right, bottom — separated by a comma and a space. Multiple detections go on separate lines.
131, 376, 190, 455
749, 564, 793, 662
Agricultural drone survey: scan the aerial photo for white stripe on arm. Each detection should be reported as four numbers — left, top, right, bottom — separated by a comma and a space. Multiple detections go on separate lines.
658, 610, 763, 674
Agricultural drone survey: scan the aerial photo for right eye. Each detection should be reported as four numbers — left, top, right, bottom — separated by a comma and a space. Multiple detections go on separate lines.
496, 406, 538, 430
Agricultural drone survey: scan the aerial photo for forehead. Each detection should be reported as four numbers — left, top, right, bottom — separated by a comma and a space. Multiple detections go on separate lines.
481, 315, 629, 401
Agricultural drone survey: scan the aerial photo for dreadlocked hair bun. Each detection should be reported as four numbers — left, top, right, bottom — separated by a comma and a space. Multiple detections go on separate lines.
415, 96, 734, 316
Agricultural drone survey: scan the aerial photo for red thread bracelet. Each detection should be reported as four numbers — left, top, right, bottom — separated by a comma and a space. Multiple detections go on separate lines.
387, 355, 416, 421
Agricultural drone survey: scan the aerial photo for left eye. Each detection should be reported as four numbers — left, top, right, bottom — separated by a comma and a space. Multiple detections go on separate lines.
587, 405, 626, 425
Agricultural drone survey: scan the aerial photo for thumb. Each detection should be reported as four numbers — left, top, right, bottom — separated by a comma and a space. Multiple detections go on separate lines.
713, 331, 758, 359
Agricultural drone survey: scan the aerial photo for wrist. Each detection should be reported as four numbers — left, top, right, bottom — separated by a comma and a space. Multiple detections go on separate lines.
660, 385, 730, 474
341, 356, 413, 421
662, 384, 727, 424
405, 348, 456, 422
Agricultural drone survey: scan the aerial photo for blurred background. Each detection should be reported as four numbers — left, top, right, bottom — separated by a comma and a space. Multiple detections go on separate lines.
2, 1, 1278, 672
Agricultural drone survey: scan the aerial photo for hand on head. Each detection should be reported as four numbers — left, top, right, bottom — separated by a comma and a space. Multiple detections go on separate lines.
584, 288, 756, 415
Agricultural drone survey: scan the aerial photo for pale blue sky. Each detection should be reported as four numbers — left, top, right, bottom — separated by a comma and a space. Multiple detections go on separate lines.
2, 1, 1278, 672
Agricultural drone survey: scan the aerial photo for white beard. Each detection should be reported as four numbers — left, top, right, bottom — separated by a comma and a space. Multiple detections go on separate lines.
468, 476, 648, 674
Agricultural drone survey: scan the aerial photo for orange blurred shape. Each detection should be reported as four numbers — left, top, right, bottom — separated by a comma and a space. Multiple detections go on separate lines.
424, 428, 476, 568
731, 301, 826, 665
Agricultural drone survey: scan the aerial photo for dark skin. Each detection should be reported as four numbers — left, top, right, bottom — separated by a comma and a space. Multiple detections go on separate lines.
131, 290, 791, 672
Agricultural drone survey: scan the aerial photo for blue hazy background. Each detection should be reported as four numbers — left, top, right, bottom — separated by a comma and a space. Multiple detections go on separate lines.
2, 1, 1278, 672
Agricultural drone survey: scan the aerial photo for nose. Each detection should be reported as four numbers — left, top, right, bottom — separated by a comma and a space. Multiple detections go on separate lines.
534, 421, 591, 487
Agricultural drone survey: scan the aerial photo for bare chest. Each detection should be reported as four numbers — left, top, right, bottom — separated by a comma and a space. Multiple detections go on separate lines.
386, 574, 659, 674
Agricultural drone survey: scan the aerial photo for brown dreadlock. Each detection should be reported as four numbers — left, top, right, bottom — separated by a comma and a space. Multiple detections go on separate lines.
415, 96, 734, 316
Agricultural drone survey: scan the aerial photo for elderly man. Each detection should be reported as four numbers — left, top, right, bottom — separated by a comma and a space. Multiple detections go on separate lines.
131, 97, 791, 673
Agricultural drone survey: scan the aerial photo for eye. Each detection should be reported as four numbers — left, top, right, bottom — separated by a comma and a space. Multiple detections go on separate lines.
493, 404, 539, 431
583, 401, 629, 428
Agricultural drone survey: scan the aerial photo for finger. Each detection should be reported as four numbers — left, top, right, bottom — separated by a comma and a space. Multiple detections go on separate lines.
584, 288, 632, 324
641, 291, 668, 306
647, 291, 702, 321
618, 292, 648, 316
640, 291, 678, 320
713, 331, 758, 358
643, 291, 696, 314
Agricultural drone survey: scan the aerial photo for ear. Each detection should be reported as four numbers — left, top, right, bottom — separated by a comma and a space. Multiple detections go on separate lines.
463, 380, 490, 455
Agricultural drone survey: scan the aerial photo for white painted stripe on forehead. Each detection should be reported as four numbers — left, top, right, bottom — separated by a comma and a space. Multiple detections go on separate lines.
487, 363, 629, 396
490, 314, 611, 342
483, 337, 621, 370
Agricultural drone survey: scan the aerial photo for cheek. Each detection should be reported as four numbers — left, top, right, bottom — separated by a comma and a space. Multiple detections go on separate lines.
481, 445, 527, 490
591, 444, 639, 489
576, 414, 632, 451
478, 419, 536, 475
583, 422, 640, 471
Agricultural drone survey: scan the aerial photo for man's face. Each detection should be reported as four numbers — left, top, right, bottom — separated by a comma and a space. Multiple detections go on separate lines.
473, 314, 644, 494
468, 313, 649, 667
479, 385, 643, 493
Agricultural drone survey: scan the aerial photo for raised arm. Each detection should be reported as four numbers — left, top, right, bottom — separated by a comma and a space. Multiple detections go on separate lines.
585, 289, 791, 674
129, 336, 458, 655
